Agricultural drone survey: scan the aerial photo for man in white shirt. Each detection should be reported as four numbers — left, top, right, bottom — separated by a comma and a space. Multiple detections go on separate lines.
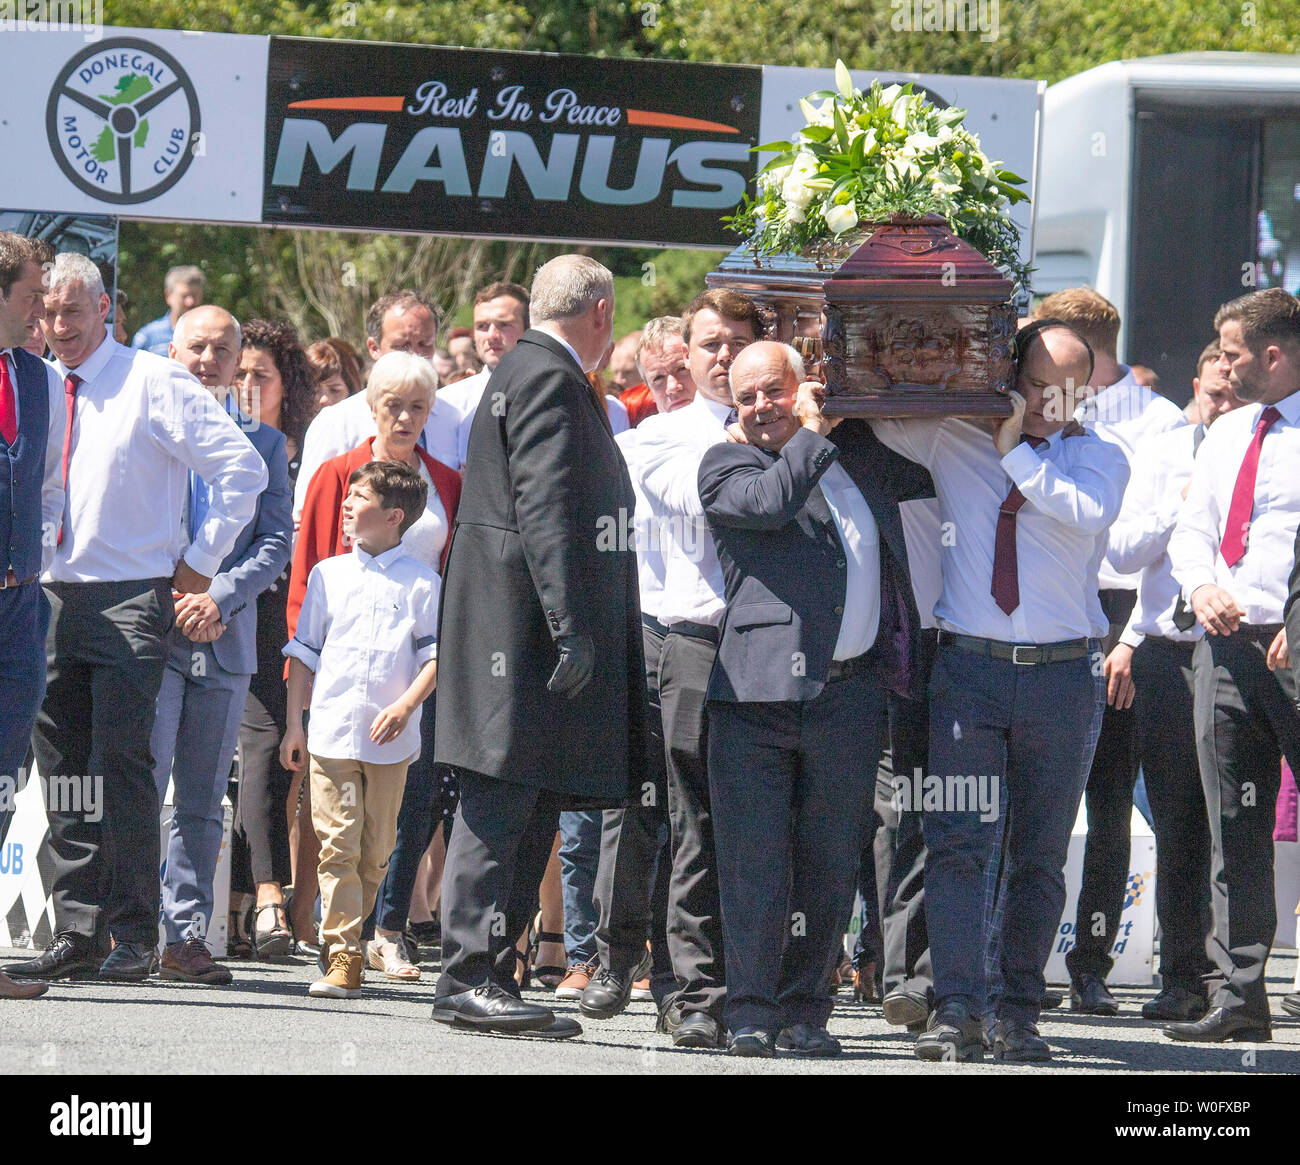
581, 317, 696, 1021
1105, 342, 1244, 1022
4, 254, 266, 986
634, 288, 766, 1049
1165, 289, 1300, 1043
293, 291, 453, 524
438, 282, 530, 472
873, 321, 1128, 1062
1034, 289, 1187, 1016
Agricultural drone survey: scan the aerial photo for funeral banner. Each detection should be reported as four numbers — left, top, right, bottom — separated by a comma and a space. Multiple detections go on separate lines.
262, 37, 763, 247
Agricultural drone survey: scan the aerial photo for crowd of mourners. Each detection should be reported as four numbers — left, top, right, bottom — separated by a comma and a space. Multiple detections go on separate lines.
0, 232, 1297, 1062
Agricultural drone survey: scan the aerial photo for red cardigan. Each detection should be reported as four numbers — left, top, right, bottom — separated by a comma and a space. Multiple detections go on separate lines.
286, 437, 462, 642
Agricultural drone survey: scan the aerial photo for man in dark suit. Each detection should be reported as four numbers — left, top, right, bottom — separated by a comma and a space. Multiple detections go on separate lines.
148, 305, 292, 985
432, 255, 646, 1038
0, 233, 65, 1000
697, 341, 931, 1056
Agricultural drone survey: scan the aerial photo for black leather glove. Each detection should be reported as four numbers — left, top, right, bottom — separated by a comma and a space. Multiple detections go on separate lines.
547, 633, 595, 699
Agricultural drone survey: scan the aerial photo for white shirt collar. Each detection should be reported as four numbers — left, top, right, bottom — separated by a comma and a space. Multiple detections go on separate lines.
355, 540, 407, 571
1270, 385, 1300, 425
695, 395, 733, 426
532, 325, 586, 374
54, 331, 117, 384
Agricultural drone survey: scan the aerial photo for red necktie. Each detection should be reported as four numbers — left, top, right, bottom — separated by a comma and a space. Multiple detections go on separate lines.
1219, 405, 1282, 568
0, 354, 16, 445
56, 373, 80, 546
991, 435, 1047, 616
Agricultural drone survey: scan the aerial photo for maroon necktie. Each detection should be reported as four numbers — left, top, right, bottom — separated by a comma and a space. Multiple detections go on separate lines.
991, 435, 1048, 616
56, 373, 80, 546
1219, 405, 1282, 568
0, 354, 16, 445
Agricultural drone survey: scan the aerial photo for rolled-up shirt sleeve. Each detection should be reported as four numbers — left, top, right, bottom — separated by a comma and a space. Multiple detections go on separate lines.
412, 573, 440, 667
1001, 437, 1128, 536
283, 563, 328, 672
149, 369, 267, 577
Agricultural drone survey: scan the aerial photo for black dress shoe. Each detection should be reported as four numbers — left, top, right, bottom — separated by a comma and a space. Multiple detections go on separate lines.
992, 1019, 1051, 1062
728, 1026, 775, 1057
656, 999, 684, 1037
1281, 992, 1300, 1019
1164, 1006, 1271, 1043
1041, 990, 1064, 1011
98, 943, 157, 982
915, 1005, 984, 1062
776, 1023, 842, 1058
580, 951, 652, 1019
1070, 972, 1119, 1016
431, 984, 556, 1033
4, 933, 103, 980
882, 987, 930, 1028
1142, 984, 1210, 1022
674, 1010, 726, 1049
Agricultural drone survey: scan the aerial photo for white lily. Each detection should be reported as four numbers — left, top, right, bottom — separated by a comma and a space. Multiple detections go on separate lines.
823, 202, 859, 234
835, 59, 856, 100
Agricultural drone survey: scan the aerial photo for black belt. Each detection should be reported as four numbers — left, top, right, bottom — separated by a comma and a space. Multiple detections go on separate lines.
665, 620, 720, 645
642, 613, 670, 635
1236, 623, 1285, 639
826, 649, 876, 682
937, 630, 1091, 665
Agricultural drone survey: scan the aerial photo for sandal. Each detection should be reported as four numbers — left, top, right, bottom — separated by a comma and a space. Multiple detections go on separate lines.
254, 902, 292, 960
366, 934, 421, 981
527, 911, 567, 989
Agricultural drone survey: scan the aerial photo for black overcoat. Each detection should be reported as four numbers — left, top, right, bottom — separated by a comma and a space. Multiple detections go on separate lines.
433, 330, 647, 806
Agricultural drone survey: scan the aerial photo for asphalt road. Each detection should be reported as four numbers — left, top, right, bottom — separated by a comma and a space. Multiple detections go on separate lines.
2, 944, 1297, 1076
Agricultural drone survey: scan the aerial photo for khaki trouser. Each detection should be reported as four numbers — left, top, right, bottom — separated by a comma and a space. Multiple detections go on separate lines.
309, 753, 410, 955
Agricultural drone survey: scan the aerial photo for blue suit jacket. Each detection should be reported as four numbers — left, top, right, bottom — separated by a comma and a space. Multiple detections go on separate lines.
699, 419, 933, 705
204, 415, 292, 676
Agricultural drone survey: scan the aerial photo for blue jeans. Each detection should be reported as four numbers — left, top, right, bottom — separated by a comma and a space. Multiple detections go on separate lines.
559, 810, 602, 964
0, 582, 49, 849
150, 635, 249, 945
925, 645, 1095, 1024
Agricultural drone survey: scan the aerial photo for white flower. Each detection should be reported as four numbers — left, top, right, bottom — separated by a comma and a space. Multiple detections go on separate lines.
835, 59, 856, 100
879, 83, 902, 107
906, 132, 941, 153
784, 204, 806, 224
761, 163, 792, 194
823, 203, 859, 234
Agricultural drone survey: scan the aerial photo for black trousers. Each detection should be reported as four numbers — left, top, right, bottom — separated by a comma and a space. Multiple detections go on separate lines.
32, 579, 173, 946
1192, 628, 1300, 1022
435, 767, 561, 997
658, 629, 725, 1018
879, 629, 936, 999
593, 622, 674, 1001
708, 665, 888, 1033
1067, 590, 1140, 980
1130, 636, 1214, 994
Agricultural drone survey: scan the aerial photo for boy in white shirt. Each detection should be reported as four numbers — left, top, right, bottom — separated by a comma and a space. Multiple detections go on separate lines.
280, 461, 440, 999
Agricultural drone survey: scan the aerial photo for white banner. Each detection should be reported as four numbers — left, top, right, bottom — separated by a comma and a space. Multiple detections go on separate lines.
2, 27, 267, 222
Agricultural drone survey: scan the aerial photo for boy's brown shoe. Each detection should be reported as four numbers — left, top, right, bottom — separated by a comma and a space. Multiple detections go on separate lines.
309, 950, 364, 998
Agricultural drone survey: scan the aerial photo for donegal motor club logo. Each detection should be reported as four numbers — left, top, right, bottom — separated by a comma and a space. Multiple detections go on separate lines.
46, 37, 200, 205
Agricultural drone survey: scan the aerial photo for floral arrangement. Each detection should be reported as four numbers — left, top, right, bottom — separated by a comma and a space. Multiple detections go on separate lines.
725, 61, 1030, 288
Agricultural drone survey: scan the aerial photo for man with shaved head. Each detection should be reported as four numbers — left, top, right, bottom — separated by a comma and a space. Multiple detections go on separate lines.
697, 342, 931, 1057
136, 305, 292, 984
872, 320, 1129, 1063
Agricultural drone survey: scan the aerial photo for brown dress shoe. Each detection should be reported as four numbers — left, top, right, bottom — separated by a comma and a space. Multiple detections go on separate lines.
0, 969, 48, 999
159, 937, 233, 985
